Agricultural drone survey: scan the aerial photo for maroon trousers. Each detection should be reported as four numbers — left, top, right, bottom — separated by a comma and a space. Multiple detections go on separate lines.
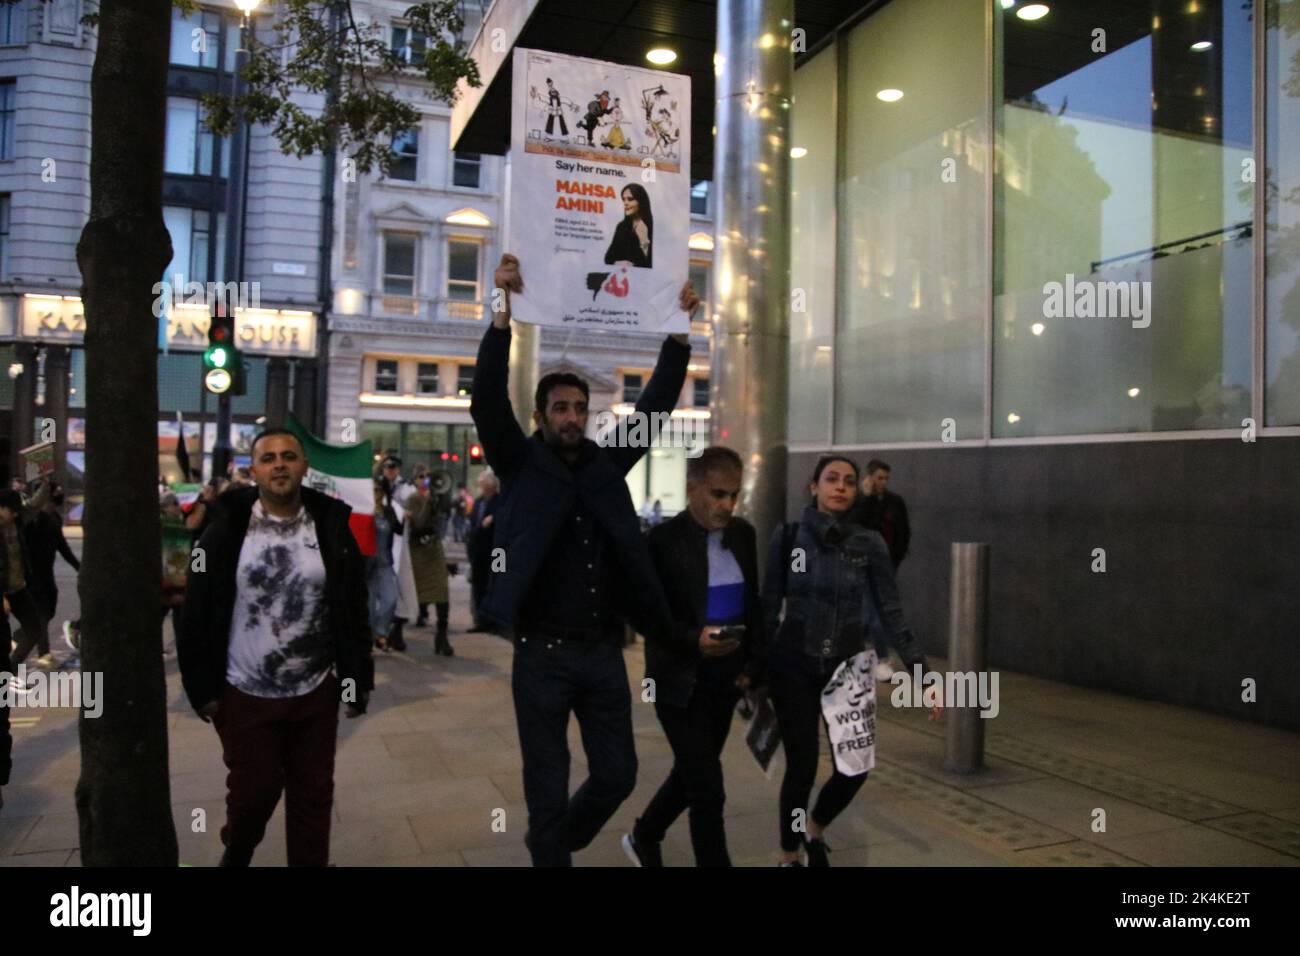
213, 675, 340, 866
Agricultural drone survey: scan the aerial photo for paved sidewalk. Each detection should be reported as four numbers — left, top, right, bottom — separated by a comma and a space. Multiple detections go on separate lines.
2, 560, 1298, 866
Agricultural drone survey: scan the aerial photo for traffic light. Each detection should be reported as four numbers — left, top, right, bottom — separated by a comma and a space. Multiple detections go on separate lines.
203, 312, 245, 395
469, 443, 482, 463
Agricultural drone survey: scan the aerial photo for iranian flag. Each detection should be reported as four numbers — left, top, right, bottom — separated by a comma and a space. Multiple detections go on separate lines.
286, 414, 376, 555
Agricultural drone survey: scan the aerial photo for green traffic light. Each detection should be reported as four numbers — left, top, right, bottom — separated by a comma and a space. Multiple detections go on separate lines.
207, 346, 229, 369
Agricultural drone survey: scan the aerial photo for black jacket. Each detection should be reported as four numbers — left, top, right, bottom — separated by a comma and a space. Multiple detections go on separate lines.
848, 489, 911, 567
760, 506, 927, 670
0, 481, 49, 596
467, 494, 498, 565
0, 680, 10, 785
644, 512, 763, 707
604, 217, 652, 268
176, 485, 374, 714
23, 510, 79, 604
469, 323, 688, 642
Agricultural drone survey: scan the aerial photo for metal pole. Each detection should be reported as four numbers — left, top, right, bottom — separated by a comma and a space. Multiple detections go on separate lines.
311, 0, 344, 438
713, 0, 792, 550
944, 542, 989, 773
214, 15, 251, 479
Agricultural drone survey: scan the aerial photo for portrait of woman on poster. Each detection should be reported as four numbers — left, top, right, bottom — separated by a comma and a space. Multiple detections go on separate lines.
604, 184, 653, 268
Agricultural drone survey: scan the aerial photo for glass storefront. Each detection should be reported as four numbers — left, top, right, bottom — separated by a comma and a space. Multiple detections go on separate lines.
790, 0, 1290, 444
996, 0, 1253, 436
835, 0, 988, 443
360, 420, 484, 489
1266, 0, 1300, 424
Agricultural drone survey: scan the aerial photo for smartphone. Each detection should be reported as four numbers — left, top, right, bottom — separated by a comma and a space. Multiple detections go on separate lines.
710, 625, 746, 641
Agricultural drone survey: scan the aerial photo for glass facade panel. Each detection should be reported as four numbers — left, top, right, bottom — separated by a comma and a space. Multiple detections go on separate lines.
1265, 0, 1300, 424
834, 0, 988, 444
789, 45, 838, 445
994, 0, 1253, 436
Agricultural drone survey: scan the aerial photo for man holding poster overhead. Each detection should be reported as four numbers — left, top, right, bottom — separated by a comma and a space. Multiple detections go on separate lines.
471, 253, 698, 867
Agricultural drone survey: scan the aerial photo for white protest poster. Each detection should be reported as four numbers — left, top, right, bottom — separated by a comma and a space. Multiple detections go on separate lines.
821, 650, 877, 777
508, 48, 691, 333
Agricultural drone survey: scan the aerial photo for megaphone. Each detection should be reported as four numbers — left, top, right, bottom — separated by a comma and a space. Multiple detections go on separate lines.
429, 470, 454, 496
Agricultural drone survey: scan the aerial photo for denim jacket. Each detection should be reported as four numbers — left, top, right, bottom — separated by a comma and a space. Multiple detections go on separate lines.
760, 505, 927, 669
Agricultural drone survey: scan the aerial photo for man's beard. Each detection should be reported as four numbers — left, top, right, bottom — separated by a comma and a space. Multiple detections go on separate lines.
546, 426, 584, 448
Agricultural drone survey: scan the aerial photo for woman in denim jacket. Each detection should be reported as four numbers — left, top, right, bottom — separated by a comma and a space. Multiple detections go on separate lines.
759, 455, 940, 866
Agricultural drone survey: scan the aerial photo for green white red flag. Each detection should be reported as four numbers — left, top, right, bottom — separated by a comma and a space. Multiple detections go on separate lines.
285, 414, 376, 555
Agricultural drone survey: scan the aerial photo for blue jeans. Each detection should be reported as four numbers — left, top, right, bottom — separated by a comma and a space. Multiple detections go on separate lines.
366, 564, 397, 637
511, 636, 638, 866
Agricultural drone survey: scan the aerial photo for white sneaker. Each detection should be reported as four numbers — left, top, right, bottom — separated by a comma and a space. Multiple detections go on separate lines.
35, 653, 54, 668
4, 674, 28, 694
62, 620, 80, 653
874, 659, 896, 681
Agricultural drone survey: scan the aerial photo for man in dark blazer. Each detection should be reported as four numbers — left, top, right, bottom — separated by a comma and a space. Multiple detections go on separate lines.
470, 253, 700, 867
622, 446, 762, 867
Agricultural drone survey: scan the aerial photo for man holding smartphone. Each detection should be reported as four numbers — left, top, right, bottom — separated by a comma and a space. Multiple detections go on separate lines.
624, 447, 763, 867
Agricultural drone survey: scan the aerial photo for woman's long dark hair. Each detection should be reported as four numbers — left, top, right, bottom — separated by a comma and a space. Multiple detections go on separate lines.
809, 454, 859, 501
621, 183, 654, 242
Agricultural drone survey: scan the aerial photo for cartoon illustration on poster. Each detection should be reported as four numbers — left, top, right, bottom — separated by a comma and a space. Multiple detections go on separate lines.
508, 48, 691, 333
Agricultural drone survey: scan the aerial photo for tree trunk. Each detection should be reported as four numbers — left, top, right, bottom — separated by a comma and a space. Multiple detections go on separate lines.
74, 0, 179, 866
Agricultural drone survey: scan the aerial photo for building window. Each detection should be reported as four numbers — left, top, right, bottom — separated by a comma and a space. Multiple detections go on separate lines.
452, 150, 481, 188
446, 240, 480, 301
389, 127, 419, 182
170, 6, 223, 69
690, 180, 709, 216
1, 3, 22, 45
458, 1, 485, 44
457, 364, 474, 397
383, 234, 417, 296
417, 362, 440, 394
623, 373, 643, 404
0, 194, 9, 279
0, 80, 14, 160
392, 24, 427, 64
375, 359, 399, 393
162, 206, 226, 287
164, 97, 218, 177
693, 377, 709, 408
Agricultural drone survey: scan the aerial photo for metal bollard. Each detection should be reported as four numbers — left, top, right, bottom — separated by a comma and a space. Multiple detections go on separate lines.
944, 542, 989, 773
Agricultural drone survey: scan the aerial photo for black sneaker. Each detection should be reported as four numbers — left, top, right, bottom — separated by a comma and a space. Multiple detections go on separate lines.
805, 837, 832, 867
621, 830, 663, 867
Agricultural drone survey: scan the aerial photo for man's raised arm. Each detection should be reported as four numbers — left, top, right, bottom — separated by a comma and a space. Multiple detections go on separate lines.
470, 254, 529, 479
606, 281, 699, 475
